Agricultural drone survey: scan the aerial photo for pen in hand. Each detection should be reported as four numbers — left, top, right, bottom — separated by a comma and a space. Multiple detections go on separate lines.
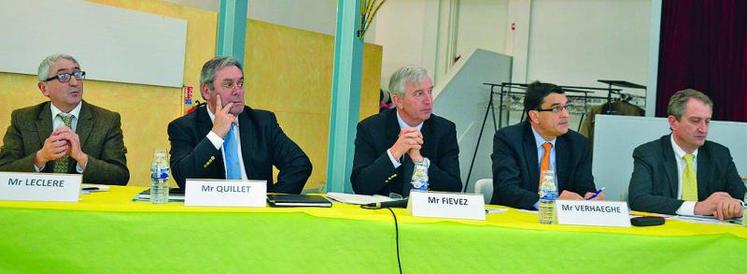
586, 187, 605, 200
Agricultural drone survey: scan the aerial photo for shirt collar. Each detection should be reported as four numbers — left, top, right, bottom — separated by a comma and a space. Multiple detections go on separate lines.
671, 134, 698, 159
395, 110, 423, 130
50, 102, 82, 119
206, 105, 216, 122
531, 125, 556, 148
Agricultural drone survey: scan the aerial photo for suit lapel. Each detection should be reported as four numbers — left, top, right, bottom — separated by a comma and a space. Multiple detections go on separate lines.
237, 108, 254, 178
196, 106, 226, 174
420, 118, 433, 159
384, 109, 412, 195
35, 102, 53, 146
662, 136, 679, 196
555, 136, 568, 190
385, 109, 400, 150
695, 145, 711, 200
522, 124, 539, 192
196, 106, 213, 138
77, 101, 94, 147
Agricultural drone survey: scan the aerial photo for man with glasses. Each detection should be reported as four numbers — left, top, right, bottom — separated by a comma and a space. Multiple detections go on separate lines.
491, 81, 602, 209
168, 56, 311, 193
0, 54, 129, 185
351, 65, 461, 197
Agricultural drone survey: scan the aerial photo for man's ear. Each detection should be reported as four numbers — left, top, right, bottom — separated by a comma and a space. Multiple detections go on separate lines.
391, 94, 402, 109
528, 110, 539, 124
667, 115, 678, 131
38, 82, 49, 97
200, 84, 211, 101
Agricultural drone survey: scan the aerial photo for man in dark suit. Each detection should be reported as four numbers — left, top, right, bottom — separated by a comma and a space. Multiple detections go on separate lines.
491, 81, 602, 209
351, 66, 461, 197
0, 54, 129, 185
628, 89, 744, 219
168, 56, 311, 193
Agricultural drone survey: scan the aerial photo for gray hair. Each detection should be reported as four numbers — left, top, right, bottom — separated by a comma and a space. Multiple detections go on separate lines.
200, 56, 243, 90
667, 88, 713, 119
37, 54, 79, 82
388, 65, 430, 98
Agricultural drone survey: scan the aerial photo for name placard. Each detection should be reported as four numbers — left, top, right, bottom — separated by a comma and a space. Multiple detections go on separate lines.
409, 190, 485, 220
0, 172, 82, 202
556, 200, 631, 227
184, 179, 266, 207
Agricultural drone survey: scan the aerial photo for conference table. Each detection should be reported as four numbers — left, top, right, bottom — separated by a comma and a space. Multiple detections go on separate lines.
0, 186, 744, 273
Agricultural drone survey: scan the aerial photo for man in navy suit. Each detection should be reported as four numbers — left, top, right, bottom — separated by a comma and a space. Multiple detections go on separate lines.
491, 81, 603, 209
168, 56, 311, 193
628, 89, 744, 219
351, 66, 461, 197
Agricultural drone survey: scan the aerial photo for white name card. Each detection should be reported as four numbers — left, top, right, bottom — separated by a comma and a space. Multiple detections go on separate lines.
0, 172, 82, 202
409, 190, 485, 220
556, 200, 631, 227
184, 179, 267, 207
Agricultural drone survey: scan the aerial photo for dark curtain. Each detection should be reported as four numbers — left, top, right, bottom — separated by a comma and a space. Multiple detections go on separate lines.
657, 0, 747, 121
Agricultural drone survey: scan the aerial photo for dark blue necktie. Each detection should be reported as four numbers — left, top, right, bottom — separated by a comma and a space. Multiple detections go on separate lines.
223, 125, 241, 179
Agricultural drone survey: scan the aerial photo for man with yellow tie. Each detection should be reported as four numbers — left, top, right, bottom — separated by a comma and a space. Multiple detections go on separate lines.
491, 81, 603, 210
628, 89, 745, 219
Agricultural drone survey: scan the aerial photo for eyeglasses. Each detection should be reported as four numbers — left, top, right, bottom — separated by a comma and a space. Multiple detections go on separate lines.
220, 80, 244, 90
45, 71, 86, 83
536, 104, 570, 114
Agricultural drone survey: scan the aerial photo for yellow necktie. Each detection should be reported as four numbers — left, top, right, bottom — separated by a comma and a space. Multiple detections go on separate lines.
681, 154, 697, 201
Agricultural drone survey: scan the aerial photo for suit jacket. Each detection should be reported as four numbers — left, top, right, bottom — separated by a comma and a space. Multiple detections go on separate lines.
628, 135, 746, 214
351, 109, 462, 196
0, 101, 130, 185
491, 121, 596, 209
168, 105, 311, 193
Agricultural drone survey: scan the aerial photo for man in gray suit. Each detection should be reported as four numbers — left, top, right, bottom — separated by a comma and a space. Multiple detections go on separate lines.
628, 89, 744, 219
0, 54, 129, 185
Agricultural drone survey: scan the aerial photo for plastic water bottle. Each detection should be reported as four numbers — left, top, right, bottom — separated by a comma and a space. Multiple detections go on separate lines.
410, 158, 430, 191
538, 170, 558, 224
150, 149, 170, 204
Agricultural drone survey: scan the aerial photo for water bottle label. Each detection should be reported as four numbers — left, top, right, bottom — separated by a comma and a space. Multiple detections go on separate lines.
151, 166, 169, 179
540, 191, 557, 200
411, 179, 428, 190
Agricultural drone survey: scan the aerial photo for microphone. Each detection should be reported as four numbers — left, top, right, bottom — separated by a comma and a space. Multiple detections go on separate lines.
365, 198, 408, 209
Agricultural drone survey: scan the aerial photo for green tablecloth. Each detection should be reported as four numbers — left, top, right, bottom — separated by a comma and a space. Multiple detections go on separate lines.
0, 186, 745, 273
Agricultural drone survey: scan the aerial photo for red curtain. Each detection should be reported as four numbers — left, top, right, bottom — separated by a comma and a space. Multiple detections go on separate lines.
657, 0, 747, 121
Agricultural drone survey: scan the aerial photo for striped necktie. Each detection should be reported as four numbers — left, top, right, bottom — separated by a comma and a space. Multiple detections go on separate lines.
54, 114, 74, 173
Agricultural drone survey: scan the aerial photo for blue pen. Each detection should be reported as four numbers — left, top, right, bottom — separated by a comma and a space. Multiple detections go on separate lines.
586, 187, 605, 200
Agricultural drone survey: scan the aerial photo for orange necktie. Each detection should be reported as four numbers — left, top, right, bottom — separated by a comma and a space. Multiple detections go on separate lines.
540, 142, 553, 173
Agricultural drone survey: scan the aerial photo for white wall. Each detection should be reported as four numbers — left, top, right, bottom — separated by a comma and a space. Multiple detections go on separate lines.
165, 0, 656, 104
373, 0, 509, 92
526, 0, 650, 96
373, 0, 430, 91
455, 0, 508, 62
